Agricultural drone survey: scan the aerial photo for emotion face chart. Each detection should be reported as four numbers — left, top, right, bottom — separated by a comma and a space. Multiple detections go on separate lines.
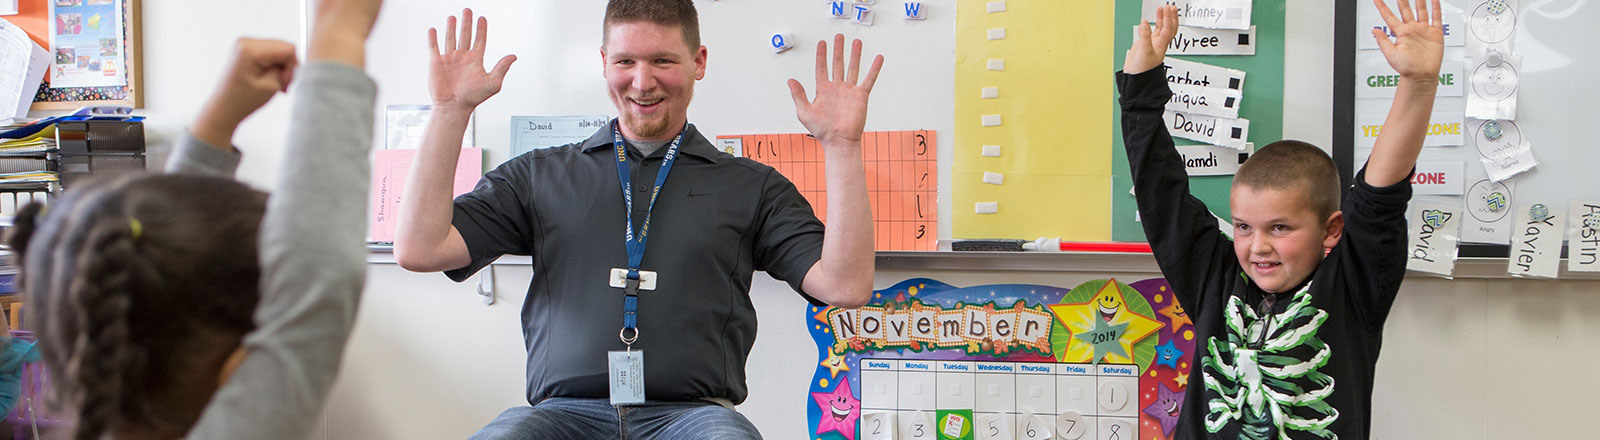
805, 278, 1197, 440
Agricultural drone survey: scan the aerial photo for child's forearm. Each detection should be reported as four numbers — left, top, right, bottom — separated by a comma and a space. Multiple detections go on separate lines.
1365, 77, 1438, 187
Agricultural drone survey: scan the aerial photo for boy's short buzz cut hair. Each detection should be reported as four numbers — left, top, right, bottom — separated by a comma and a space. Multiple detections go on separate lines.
604, 0, 701, 50
1233, 140, 1342, 218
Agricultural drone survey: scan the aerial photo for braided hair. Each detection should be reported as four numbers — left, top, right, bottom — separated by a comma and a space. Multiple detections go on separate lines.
7, 173, 267, 439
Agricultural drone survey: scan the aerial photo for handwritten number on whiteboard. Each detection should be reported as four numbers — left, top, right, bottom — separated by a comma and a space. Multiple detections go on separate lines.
916, 225, 926, 239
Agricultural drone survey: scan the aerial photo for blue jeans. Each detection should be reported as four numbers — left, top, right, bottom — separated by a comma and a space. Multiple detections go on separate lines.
468, 397, 763, 439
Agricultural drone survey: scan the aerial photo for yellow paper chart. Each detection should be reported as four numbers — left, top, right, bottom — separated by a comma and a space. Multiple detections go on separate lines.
954, 0, 1115, 240
716, 131, 937, 252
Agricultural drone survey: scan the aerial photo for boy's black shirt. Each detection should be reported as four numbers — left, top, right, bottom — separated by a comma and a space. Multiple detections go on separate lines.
1117, 67, 1413, 439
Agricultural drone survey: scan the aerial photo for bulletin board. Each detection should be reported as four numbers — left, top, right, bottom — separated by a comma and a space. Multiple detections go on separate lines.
1109, 1, 1287, 242
803, 277, 1196, 440
9, 0, 143, 111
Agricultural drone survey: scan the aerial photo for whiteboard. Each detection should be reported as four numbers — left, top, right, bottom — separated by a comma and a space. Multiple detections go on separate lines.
1346, 0, 1600, 247
337, 0, 958, 239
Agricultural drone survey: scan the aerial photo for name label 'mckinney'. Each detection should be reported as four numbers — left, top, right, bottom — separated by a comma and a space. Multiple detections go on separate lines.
1143, 0, 1253, 31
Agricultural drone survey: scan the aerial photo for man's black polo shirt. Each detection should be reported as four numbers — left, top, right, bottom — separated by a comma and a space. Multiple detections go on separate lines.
445, 123, 826, 405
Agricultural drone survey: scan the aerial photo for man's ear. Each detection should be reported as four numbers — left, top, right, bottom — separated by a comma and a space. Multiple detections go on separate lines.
1323, 210, 1345, 249
694, 45, 707, 80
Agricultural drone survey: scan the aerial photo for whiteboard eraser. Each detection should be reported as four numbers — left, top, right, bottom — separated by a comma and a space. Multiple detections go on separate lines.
770, 33, 795, 53
981, 114, 1002, 126
982, 171, 1004, 185
976, 202, 999, 214
987, 1, 1006, 13
987, 59, 1005, 71
981, 87, 999, 99
981, 145, 1001, 157
904, 1, 927, 20
987, 28, 1006, 40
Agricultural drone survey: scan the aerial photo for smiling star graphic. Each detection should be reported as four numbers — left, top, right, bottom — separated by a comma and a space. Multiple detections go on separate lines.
812, 378, 860, 440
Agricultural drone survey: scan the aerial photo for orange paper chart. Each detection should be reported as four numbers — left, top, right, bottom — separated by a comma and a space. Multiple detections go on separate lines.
716, 131, 937, 252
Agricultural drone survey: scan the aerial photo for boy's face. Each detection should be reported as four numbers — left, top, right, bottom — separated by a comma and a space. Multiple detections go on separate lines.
601, 22, 707, 141
1229, 184, 1343, 294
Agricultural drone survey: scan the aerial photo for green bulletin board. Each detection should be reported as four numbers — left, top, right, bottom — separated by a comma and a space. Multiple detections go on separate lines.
1110, 1, 1287, 242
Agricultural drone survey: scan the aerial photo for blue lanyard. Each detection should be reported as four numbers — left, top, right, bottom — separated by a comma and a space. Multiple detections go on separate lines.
614, 120, 688, 333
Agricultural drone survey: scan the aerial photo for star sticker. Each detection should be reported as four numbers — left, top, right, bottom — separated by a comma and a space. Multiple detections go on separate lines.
1154, 340, 1182, 369
812, 378, 860, 440
1049, 280, 1163, 364
1073, 318, 1129, 363
1173, 372, 1190, 389
1141, 383, 1184, 436
814, 307, 833, 324
1159, 301, 1192, 331
820, 349, 850, 378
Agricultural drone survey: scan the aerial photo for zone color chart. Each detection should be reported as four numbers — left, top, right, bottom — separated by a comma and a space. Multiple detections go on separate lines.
718, 130, 938, 251
860, 359, 1138, 440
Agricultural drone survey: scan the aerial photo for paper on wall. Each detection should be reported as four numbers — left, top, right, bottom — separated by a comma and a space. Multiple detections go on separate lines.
1166, 82, 1242, 119
1464, 51, 1519, 120
385, 105, 474, 150
1462, 178, 1514, 244
509, 115, 610, 158
1162, 110, 1249, 149
0, 17, 46, 118
1407, 198, 1464, 277
1507, 202, 1564, 279
1466, 118, 1535, 182
1142, 0, 1252, 30
1569, 201, 1600, 272
1356, 110, 1464, 148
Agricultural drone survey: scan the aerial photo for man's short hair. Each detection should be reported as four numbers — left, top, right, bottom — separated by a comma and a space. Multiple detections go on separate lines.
1233, 140, 1342, 218
604, 0, 701, 50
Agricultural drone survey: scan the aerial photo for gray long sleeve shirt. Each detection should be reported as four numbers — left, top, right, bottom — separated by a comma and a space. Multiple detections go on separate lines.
167, 61, 376, 439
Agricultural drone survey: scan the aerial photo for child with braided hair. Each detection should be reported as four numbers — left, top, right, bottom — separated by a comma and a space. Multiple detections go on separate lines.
5, 0, 382, 438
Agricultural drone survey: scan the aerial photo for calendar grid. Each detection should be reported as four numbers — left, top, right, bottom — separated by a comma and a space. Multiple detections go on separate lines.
859, 359, 1141, 440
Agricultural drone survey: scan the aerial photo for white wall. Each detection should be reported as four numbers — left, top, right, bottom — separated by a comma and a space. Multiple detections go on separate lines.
102, 0, 1595, 438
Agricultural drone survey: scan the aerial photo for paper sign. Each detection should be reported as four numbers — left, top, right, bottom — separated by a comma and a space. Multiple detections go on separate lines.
1464, 52, 1519, 120
714, 137, 744, 157
1408, 161, 1465, 196
1143, 0, 1252, 30
1162, 57, 1246, 91
1508, 203, 1565, 279
975, 413, 1010, 440
1463, 178, 1514, 244
861, 411, 895, 440
1356, 111, 1464, 148
1356, 52, 1464, 98
1407, 198, 1464, 277
1466, 119, 1536, 182
1359, 10, 1465, 49
0, 18, 47, 118
1019, 414, 1052, 440
901, 411, 935, 439
47, 0, 126, 88
1465, 0, 1518, 52
1166, 82, 1242, 119
718, 130, 937, 251
1165, 25, 1256, 55
1568, 201, 1600, 272
385, 105, 474, 150
1177, 142, 1249, 176
509, 115, 610, 158
1162, 110, 1250, 149
368, 148, 483, 243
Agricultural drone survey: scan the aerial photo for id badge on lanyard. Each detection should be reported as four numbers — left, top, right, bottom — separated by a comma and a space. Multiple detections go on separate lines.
606, 121, 688, 406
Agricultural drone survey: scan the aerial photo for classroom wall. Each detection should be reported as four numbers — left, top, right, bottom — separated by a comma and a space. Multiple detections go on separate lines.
65, 1, 1594, 438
